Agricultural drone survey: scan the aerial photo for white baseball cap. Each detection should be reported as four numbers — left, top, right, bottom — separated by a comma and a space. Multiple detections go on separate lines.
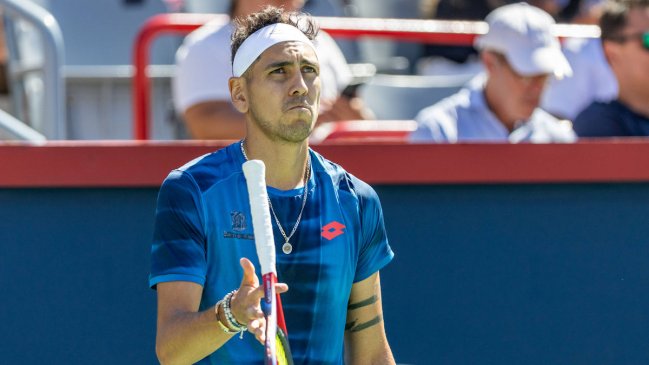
475, 2, 573, 79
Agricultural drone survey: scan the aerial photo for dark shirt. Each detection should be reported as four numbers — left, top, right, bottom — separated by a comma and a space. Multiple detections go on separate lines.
573, 100, 649, 137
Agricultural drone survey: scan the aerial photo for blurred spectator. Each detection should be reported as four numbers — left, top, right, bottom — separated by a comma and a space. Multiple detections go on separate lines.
417, 1, 590, 76
541, 0, 617, 120
173, 0, 368, 140
529, 0, 571, 17
411, 3, 576, 143
573, 0, 649, 136
571, 0, 609, 22
0, 12, 8, 96
417, 0, 514, 76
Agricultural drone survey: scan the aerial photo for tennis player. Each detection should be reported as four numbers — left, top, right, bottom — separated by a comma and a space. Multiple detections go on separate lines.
150, 7, 395, 364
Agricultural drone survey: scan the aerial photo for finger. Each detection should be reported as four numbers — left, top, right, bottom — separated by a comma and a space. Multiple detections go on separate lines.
239, 257, 259, 287
249, 318, 265, 344
258, 317, 267, 343
275, 283, 289, 294
246, 283, 267, 302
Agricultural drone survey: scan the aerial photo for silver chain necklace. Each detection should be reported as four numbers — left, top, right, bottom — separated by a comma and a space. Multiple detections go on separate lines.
240, 140, 310, 255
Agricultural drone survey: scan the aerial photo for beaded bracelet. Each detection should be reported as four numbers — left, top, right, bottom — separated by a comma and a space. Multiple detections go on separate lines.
223, 290, 247, 339
214, 299, 238, 335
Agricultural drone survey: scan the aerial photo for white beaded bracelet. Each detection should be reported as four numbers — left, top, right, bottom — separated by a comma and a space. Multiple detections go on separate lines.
223, 290, 247, 339
214, 299, 238, 335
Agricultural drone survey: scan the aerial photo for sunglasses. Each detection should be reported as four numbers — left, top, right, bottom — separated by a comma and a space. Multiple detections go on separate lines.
608, 31, 649, 50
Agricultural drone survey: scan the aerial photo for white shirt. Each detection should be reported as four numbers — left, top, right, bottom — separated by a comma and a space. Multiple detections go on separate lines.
173, 19, 353, 113
410, 74, 577, 143
541, 37, 618, 120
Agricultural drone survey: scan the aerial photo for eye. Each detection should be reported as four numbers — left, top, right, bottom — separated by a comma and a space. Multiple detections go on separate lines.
270, 68, 286, 74
302, 65, 317, 74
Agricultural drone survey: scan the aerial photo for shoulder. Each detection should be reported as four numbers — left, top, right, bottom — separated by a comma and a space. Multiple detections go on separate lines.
411, 88, 469, 142
310, 150, 378, 202
573, 101, 626, 137
313, 30, 346, 62
163, 143, 241, 194
178, 21, 232, 62
312, 30, 351, 94
576, 100, 622, 122
313, 30, 338, 49
184, 19, 231, 48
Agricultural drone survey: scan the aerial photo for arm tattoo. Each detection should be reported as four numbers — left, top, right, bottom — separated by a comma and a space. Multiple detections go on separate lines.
347, 294, 378, 310
345, 315, 382, 332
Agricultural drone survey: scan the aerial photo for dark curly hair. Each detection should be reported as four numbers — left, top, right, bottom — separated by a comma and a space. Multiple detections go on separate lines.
230, 6, 319, 72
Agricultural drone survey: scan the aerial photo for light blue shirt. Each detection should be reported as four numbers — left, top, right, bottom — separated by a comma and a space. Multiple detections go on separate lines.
410, 74, 576, 143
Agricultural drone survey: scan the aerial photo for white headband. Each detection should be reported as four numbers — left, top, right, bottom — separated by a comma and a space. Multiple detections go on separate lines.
232, 23, 316, 77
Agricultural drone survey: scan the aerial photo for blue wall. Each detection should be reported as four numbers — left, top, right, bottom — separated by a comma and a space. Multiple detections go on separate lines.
2, 183, 649, 364
0, 188, 159, 364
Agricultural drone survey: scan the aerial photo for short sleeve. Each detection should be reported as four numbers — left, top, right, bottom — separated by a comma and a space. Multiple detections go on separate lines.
149, 170, 208, 289
172, 23, 233, 113
352, 179, 394, 282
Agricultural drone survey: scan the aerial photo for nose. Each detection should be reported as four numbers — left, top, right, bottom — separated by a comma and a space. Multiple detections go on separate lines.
289, 71, 308, 96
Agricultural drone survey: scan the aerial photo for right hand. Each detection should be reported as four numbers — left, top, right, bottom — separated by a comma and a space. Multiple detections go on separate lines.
229, 257, 289, 344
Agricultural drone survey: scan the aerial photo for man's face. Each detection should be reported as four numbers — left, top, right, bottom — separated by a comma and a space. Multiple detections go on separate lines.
243, 41, 320, 143
606, 7, 649, 96
486, 52, 550, 123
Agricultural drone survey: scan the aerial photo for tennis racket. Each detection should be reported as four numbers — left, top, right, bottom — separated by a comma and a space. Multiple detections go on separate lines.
243, 160, 294, 365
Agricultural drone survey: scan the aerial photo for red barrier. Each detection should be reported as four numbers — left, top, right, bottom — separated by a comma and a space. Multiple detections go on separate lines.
132, 14, 600, 140
1, 140, 647, 187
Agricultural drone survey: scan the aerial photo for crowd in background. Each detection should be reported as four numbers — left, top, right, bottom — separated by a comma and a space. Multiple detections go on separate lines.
0, 0, 645, 142
171, 0, 649, 143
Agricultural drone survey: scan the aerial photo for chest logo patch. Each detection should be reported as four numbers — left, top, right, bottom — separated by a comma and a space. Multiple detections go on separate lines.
321, 221, 346, 240
230, 211, 246, 232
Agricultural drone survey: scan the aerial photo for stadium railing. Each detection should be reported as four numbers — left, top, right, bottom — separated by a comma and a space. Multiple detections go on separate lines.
132, 14, 600, 140
1, 0, 65, 139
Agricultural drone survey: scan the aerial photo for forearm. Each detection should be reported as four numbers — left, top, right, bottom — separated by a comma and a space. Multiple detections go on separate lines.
156, 304, 234, 365
344, 272, 395, 365
184, 102, 246, 140
344, 331, 395, 365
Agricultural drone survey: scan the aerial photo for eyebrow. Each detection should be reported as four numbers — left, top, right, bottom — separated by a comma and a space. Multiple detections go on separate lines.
264, 59, 319, 71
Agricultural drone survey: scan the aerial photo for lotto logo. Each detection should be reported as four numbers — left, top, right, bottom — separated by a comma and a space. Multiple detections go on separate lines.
321, 221, 346, 240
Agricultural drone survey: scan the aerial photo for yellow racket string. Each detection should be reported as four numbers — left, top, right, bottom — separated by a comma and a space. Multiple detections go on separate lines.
275, 331, 292, 365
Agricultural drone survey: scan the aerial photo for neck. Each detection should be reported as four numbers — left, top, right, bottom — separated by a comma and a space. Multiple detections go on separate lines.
483, 82, 516, 131
241, 137, 310, 191
617, 82, 649, 118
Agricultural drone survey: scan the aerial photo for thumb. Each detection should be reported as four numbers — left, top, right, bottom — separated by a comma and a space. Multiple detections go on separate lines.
240, 257, 259, 288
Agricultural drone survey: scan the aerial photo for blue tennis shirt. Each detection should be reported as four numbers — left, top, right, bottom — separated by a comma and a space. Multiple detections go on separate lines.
150, 142, 394, 364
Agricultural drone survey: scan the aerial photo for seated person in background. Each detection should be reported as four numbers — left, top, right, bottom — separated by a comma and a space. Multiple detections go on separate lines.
573, 0, 649, 136
410, 3, 576, 143
173, 0, 368, 139
417, 0, 576, 76
417, 0, 514, 76
542, 0, 618, 120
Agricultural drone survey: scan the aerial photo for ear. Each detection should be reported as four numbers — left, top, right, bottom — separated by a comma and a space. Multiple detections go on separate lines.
602, 40, 620, 69
481, 51, 497, 74
229, 76, 249, 113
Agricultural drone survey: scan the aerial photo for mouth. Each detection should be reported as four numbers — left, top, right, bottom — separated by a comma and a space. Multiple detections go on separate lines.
286, 103, 312, 112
